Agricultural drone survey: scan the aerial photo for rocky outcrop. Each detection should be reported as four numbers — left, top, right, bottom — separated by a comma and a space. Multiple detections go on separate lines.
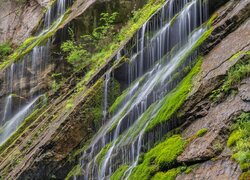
0, 0, 50, 44
174, 3, 250, 178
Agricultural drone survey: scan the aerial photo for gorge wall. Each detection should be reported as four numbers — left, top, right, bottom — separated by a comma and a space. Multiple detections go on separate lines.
0, 0, 249, 179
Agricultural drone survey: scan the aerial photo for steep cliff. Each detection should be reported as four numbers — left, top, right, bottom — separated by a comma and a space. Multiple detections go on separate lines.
0, 0, 249, 179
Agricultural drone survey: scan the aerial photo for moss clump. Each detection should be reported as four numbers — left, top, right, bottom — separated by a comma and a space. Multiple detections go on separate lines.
152, 167, 183, 180
65, 164, 82, 180
129, 135, 185, 179
110, 165, 129, 180
228, 113, 250, 172
146, 58, 202, 132
196, 128, 208, 137
96, 143, 111, 165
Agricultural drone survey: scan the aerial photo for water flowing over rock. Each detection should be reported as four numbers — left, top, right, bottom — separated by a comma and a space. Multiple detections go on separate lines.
0, 0, 72, 145
0, 0, 249, 179
77, 0, 210, 179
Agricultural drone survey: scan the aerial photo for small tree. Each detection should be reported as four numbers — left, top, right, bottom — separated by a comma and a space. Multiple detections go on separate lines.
61, 12, 118, 69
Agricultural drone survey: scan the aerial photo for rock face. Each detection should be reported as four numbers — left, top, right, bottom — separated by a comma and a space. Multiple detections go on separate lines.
174, 2, 250, 178
176, 158, 241, 180
0, 0, 249, 179
0, 0, 50, 44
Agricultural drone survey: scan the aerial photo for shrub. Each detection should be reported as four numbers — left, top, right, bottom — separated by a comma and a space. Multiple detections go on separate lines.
61, 12, 118, 69
0, 42, 12, 60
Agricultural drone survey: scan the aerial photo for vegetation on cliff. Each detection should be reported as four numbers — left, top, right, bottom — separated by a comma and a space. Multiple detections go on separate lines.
128, 135, 185, 179
228, 113, 250, 178
210, 52, 250, 102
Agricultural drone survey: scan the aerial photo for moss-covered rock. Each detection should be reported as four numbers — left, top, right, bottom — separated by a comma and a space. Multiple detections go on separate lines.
110, 165, 129, 180
129, 134, 185, 179
228, 113, 250, 172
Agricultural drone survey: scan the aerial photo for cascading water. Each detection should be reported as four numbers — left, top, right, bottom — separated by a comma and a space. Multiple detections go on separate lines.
0, 0, 72, 145
77, 0, 209, 179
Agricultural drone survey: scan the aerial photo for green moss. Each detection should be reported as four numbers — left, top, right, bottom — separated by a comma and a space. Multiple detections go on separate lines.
65, 164, 82, 180
0, 104, 45, 155
210, 53, 250, 102
110, 165, 129, 180
96, 143, 111, 165
66, 99, 74, 109
146, 58, 202, 132
72, 0, 166, 94
152, 167, 182, 180
240, 171, 250, 180
196, 128, 208, 137
129, 135, 185, 179
228, 113, 250, 172
227, 130, 242, 147
0, 9, 72, 70
109, 89, 128, 114
229, 51, 250, 61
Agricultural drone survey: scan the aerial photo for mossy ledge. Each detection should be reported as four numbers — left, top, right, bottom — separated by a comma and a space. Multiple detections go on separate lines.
145, 57, 202, 132
128, 134, 186, 179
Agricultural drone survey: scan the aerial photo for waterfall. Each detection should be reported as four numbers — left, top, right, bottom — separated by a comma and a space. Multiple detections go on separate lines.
0, 96, 44, 145
77, 0, 209, 179
103, 69, 111, 124
0, 0, 72, 145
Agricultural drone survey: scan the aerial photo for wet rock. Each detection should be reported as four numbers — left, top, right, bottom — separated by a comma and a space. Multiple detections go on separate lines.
0, 0, 50, 44
176, 158, 241, 180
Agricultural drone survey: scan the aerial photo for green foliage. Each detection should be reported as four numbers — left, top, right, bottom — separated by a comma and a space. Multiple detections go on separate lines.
129, 135, 185, 179
196, 128, 208, 137
240, 171, 250, 180
152, 168, 182, 180
96, 143, 111, 165
66, 99, 74, 109
65, 164, 82, 180
110, 165, 129, 180
117, 0, 165, 42
146, 58, 202, 132
0, 107, 42, 155
210, 53, 250, 102
0, 42, 12, 60
61, 12, 118, 69
228, 113, 250, 172
92, 12, 118, 41
0, 9, 72, 70
61, 38, 90, 69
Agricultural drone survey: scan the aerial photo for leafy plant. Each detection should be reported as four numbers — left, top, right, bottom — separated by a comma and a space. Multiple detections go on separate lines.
61, 12, 118, 69
0, 42, 12, 60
